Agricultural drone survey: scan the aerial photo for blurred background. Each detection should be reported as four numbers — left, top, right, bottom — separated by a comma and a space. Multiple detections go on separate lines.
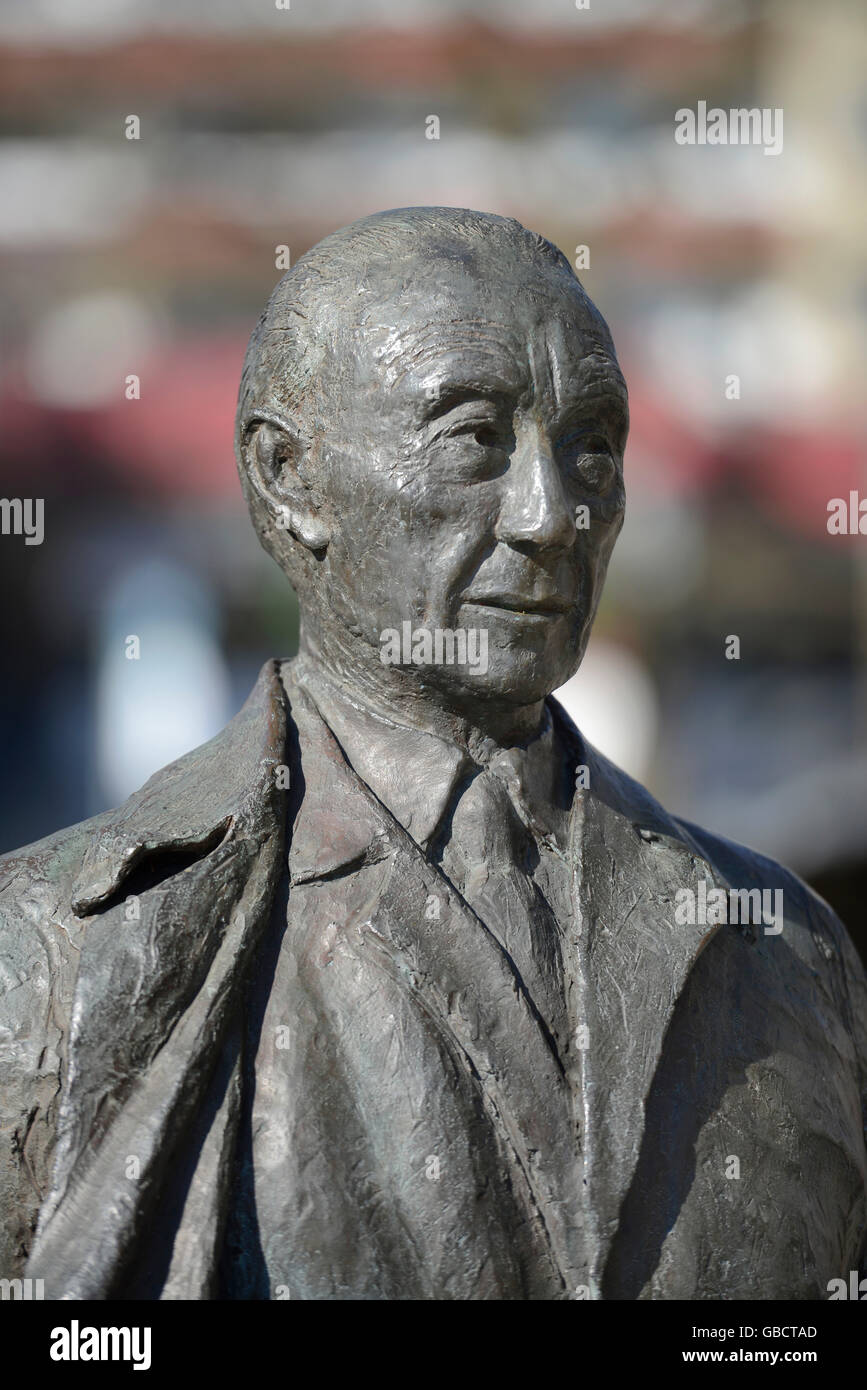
0, 0, 864, 957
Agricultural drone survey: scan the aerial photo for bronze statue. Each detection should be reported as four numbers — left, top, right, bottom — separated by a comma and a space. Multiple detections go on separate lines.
2, 208, 865, 1299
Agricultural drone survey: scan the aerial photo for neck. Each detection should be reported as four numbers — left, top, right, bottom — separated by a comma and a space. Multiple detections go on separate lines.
296, 615, 547, 756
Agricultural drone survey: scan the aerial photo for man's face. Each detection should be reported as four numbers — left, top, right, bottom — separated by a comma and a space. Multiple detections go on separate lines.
309, 253, 628, 711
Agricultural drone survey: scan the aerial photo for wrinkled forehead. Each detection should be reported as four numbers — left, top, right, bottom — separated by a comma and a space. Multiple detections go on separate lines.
338, 259, 623, 406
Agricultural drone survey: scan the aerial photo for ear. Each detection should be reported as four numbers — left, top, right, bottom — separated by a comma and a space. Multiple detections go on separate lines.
242, 411, 331, 553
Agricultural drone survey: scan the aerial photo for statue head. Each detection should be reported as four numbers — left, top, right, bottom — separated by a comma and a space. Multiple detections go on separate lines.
235, 207, 628, 733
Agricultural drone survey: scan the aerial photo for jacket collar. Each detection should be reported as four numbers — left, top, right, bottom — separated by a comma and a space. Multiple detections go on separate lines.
70, 650, 715, 909
71, 659, 287, 915
284, 656, 575, 870
288, 658, 470, 853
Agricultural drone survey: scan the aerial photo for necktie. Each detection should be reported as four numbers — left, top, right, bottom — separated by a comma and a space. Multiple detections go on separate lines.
437, 759, 570, 1052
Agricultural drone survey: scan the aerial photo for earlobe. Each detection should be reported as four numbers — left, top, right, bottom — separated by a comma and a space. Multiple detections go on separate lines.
244, 414, 331, 553
283, 506, 330, 552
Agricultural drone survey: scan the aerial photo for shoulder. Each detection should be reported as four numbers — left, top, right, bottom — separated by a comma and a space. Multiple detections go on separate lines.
0, 813, 109, 1277
562, 705, 851, 925
563, 710, 867, 1012
0, 813, 109, 978
0, 657, 288, 939
0, 814, 107, 908
0, 812, 114, 978
673, 810, 856, 959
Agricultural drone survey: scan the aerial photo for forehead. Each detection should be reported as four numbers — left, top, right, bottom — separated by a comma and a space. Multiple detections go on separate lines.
344, 259, 620, 399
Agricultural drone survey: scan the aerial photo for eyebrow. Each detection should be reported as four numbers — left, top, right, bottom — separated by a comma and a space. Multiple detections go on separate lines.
558, 389, 629, 454
411, 338, 628, 434
419, 379, 517, 423
563, 378, 630, 419
560, 347, 628, 396
555, 354, 629, 420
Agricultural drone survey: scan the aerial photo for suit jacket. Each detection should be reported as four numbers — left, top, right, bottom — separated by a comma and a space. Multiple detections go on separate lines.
1, 658, 865, 1299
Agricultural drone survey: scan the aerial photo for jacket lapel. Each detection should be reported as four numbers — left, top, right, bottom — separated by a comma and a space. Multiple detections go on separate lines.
28, 660, 287, 1299
563, 718, 725, 1293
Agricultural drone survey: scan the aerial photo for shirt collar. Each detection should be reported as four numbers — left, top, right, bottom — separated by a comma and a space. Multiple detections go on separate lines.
289, 656, 568, 853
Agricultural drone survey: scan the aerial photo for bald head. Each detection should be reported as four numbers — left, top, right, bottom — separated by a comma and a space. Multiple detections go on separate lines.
236, 207, 585, 438
235, 208, 621, 586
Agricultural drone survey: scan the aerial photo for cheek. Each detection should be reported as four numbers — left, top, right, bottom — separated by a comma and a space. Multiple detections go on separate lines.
578, 491, 623, 565
596, 505, 624, 565
598, 486, 625, 532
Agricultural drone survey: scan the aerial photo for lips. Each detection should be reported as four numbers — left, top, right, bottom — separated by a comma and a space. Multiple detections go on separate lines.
464, 592, 570, 616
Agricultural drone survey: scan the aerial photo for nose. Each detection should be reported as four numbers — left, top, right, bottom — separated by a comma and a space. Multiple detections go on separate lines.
495, 417, 576, 553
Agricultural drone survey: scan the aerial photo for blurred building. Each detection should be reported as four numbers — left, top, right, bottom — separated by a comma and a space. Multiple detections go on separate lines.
0, 0, 864, 956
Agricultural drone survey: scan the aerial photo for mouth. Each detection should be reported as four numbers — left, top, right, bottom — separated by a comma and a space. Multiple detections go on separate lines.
463, 593, 571, 618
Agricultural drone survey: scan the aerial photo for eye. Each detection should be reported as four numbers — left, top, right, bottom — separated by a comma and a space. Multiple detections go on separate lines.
573, 451, 616, 493
446, 418, 508, 451
473, 424, 504, 450
558, 428, 617, 494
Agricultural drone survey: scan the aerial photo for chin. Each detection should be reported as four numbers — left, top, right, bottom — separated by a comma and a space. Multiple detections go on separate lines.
491, 646, 582, 700
454, 663, 569, 710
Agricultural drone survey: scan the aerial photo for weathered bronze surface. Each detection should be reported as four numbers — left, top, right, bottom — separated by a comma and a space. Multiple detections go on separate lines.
2, 209, 865, 1299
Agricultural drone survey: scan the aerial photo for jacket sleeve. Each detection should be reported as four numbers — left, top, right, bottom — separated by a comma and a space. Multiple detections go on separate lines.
828, 903, 867, 1271
0, 825, 90, 1283
675, 811, 867, 1261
